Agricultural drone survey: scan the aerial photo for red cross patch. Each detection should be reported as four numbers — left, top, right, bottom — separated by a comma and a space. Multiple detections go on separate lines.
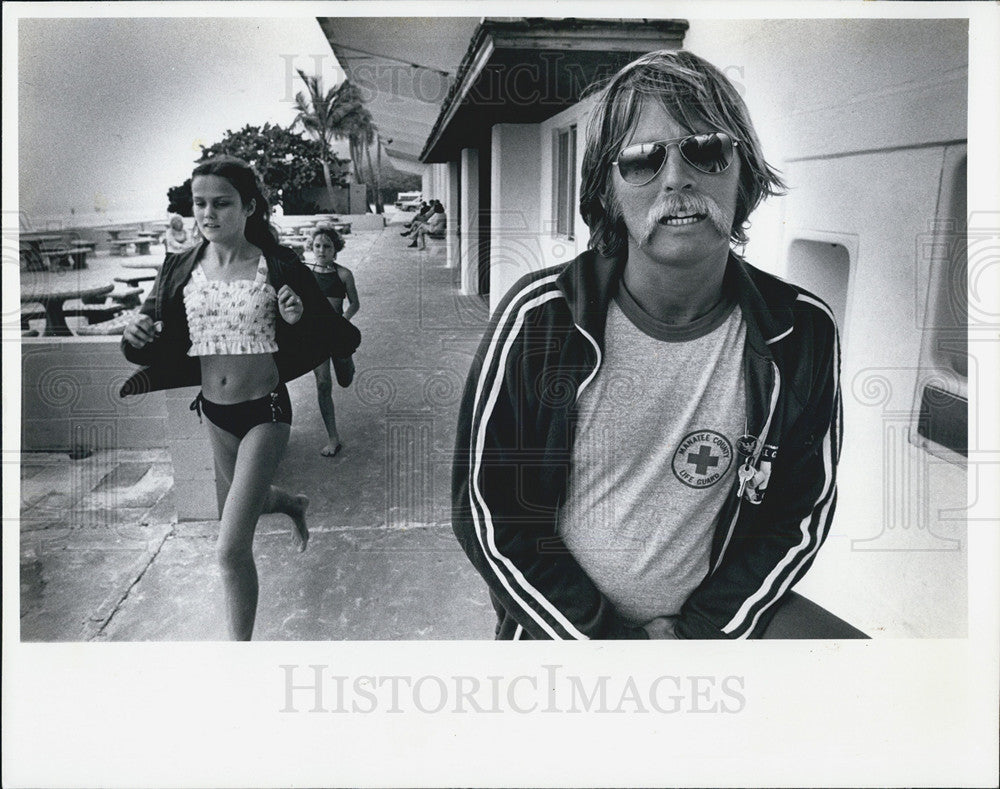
671, 430, 734, 489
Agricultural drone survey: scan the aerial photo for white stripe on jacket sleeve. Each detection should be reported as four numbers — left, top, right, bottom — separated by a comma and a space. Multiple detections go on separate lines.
721, 293, 841, 637
468, 274, 589, 640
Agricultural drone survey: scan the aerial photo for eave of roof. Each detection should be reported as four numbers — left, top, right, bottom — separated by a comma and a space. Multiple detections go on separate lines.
420, 18, 688, 162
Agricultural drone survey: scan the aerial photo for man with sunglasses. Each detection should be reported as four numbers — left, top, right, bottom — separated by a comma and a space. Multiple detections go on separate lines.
452, 50, 848, 640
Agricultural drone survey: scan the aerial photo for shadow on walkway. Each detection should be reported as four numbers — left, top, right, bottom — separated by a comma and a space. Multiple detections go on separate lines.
19, 225, 499, 641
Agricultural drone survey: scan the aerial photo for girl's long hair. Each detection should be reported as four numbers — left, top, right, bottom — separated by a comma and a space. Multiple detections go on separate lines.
191, 155, 281, 253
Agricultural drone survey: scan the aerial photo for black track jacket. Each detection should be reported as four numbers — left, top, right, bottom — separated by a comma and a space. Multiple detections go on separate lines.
119, 240, 360, 397
452, 249, 842, 639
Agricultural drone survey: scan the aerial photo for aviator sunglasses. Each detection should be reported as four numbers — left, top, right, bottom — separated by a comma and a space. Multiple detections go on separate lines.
612, 132, 739, 185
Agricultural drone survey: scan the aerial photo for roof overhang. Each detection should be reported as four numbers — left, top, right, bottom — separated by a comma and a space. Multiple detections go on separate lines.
317, 17, 482, 165
420, 18, 688, 162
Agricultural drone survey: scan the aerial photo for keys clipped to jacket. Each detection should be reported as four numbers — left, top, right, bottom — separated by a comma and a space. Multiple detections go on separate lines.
735, 434, 758, 498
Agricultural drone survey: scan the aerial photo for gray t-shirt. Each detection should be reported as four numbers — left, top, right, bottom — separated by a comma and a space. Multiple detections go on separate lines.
557, 283, 747, 624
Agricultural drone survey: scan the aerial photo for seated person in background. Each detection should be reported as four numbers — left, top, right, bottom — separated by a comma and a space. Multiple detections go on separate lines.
408, 203, 446, 249
165, 213, 190, 254
402, 202, 432, 235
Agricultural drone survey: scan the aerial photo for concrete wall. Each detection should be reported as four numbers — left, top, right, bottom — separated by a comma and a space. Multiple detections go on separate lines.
21, 337, 220, 521
342, 214, 386, 231
293, 186, 354, 215
293, 184, 372, 215
489, 124, 544, 313
21, 338, 167, 452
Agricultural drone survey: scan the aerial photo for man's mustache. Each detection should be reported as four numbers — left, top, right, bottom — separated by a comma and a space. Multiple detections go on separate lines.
641, 191, 731, 244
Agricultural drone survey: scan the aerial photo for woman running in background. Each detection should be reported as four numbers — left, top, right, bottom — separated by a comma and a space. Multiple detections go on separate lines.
306, 226, 360, 457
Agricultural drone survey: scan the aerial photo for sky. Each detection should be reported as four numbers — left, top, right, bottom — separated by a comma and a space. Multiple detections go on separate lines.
17, 16, 345, 225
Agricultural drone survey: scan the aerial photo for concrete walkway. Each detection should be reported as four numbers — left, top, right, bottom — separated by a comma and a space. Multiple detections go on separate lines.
19, 224, 499, 641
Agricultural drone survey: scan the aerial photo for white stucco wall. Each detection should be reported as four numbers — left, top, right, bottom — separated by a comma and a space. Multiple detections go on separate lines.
489, 124, 544, 312
459, 148, 481, 296
538, 98, 597, 267
682, 18, 969, 637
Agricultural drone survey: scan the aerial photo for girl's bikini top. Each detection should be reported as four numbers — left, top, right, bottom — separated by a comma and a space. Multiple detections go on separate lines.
308, 261, 348, 300
183, 256, 279, 356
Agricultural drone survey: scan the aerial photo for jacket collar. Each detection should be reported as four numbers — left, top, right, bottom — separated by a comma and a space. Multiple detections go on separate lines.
555, 247, 797, 357
164, 239, 208, 284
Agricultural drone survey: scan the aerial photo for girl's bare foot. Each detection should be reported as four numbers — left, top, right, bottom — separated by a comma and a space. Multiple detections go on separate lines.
320, 442, 343, 457
289, 494, 310, 552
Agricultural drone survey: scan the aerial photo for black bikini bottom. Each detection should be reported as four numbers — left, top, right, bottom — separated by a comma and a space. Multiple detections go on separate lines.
191, 383, 292, 440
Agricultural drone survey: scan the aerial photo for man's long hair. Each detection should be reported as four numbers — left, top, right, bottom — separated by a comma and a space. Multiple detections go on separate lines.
580, 49, 786, 258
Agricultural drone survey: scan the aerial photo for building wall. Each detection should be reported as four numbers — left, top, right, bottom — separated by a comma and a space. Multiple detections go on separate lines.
538, 98, 598, 269
21, 338, 167, 452
489, 124, 544, 312
21, 338, 221, 521
683, 18, 969, 637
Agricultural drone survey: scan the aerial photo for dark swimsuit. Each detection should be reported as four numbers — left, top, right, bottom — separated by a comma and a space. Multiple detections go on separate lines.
191, 384, 292, 440
309, 264, 347, 302
308, 263, 355, 387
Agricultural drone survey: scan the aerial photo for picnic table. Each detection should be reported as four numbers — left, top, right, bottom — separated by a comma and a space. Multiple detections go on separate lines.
137, 230, 165, 245
20, 281, 114, 337
116, 260, 160, 289
20, 233, 65, 271
39, 247, 89, 270
120, 260, 161, 271
109, 237, 153, 256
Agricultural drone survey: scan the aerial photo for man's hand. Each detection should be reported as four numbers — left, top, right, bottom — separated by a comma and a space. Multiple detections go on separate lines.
643, 616, 679, 639
277, 285, 303, 324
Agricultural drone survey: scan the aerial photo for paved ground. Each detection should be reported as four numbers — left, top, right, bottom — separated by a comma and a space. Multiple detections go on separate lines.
19, 222, 499, 641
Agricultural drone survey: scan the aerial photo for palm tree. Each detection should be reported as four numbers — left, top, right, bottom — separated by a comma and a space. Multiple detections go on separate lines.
292, 70, 345, 210
294, 72, 381, 213
330, 81, 380, 212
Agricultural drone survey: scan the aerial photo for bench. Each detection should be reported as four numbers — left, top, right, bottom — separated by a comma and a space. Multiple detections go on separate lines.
114, 274, 157, 289
21, 305, 46, 331
39, 247, 88, 269
110, 286, 143, 309
39, 248, 70, 268
20, 246, 47, 272
109, 238, 152, 255
62, 303, 128, 325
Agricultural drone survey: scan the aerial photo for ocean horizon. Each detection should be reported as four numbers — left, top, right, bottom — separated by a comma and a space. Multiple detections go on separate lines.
18, 207, 168, 232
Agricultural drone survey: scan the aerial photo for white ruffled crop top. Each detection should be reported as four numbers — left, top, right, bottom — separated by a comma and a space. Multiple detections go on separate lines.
183, 256, 279, 356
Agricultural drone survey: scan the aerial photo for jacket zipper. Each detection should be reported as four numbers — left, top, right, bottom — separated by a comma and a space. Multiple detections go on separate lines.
573, 324, 602, 402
